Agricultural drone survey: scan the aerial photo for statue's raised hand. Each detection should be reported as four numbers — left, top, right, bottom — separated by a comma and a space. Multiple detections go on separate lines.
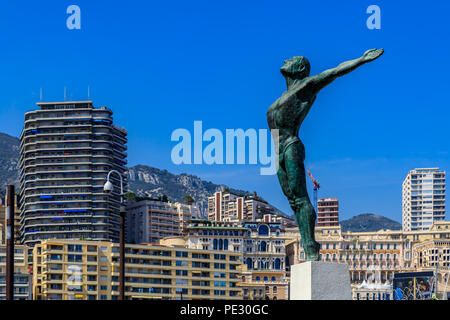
362, 48, 384, 62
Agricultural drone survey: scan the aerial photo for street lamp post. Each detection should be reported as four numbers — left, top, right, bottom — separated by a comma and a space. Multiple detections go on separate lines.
104, 170, 126, 300
6, 185, 15, 301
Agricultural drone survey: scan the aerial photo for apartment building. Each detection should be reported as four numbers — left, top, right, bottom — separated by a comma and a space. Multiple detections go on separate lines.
208, 191, 238, 221
285, 221, 450, 299
32, 239, 242, 300
183, 219, 247, 253
242, 222, 289, 300
208, 191, 274, 222
402, 168, 446, 231
0, 245, 32, 300
0, 194, 22, 244
126, 199, 198, 244
244, 198, 275, 222
317, 197, 339, 227
19, 101, 127, 246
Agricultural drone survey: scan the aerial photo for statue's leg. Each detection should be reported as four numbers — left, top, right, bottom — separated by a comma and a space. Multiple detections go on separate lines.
276, 152, 296, 211
284, 142, 320, 261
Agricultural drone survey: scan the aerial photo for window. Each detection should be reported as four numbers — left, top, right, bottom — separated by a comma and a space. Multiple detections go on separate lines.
260, 241, 267, 252
258, 225, 269, 236
68, 244, 82, 252
176, 260, 188, 267
176, 251, 188, 258
274, 258, 281, 270
68, 254, 82, 262
246, 258, 253, 270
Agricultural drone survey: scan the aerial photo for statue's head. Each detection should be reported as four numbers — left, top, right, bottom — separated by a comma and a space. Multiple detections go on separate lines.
280, 56, 310, 80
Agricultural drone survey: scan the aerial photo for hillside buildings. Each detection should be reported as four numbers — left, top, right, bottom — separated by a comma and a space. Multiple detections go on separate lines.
317, 197, 339, 227
126, 199, 199, 244
19, 101, 127, 246
207, 191, 296, 229
402, 168, 446, 231
207, 191, 274, 222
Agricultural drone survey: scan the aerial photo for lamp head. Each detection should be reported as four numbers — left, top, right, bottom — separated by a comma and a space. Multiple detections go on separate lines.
103, 180, 114, 193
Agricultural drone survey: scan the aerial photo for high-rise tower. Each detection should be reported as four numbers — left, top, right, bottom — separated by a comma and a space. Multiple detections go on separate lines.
402, 168, 446, 231
19, 101, 127, 245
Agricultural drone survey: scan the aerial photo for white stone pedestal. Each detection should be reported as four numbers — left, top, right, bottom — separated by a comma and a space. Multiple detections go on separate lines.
290, 261, 352, 300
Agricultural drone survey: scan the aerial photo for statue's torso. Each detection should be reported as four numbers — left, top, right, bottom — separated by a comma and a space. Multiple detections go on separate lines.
267, 82, 316, 153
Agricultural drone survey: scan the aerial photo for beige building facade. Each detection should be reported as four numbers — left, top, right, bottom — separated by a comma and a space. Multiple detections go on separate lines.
32, 239, 242, 300
241, 222, 289, 300
0, 245, 32, 300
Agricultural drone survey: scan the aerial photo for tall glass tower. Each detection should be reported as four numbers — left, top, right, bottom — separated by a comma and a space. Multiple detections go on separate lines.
19, 101, 127, 246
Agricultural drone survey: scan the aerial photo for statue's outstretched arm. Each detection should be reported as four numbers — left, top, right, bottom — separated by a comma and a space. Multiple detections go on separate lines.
307, 49, 384, 93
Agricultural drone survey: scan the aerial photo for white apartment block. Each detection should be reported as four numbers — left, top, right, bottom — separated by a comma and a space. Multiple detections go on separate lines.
402, 168, 446, 231
207, 191, 274, 222
126, 199, 198, 244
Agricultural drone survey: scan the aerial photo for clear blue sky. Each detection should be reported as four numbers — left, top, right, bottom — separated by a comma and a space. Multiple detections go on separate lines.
0, 1, 449, 222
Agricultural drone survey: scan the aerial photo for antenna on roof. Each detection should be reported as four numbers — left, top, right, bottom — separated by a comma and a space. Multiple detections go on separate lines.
40, 88, 42, 101
88, 86, 90, 100
64, 87, 67, 101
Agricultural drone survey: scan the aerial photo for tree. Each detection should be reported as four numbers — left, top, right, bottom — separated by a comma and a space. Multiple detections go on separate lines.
183, 195, 195, 205
124, 191, 136, 201
161, 194, 169, 202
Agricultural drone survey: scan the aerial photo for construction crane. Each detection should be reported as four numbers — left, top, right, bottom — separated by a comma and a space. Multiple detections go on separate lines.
307, 169, 320, 213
